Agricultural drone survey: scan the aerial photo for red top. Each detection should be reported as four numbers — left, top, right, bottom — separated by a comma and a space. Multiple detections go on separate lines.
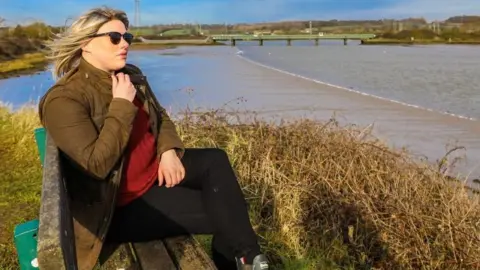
117, 98, 159, 206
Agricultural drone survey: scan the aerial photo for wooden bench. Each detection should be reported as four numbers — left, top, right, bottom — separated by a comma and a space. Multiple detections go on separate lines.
35, 128, 217, 269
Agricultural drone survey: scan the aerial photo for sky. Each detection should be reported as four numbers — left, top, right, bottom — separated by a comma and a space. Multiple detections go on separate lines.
1, 0, 480, 26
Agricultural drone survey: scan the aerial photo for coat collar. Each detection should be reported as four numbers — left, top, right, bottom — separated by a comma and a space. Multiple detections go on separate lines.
78, 57, 112, 81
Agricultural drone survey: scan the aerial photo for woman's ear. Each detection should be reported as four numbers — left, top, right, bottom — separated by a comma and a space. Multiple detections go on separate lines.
81, 40, 91, 53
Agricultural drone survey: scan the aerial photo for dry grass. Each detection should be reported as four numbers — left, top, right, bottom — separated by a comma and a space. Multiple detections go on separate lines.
0, 105, 479, 270
176, 108, 480, 269
0, 105, 43, 270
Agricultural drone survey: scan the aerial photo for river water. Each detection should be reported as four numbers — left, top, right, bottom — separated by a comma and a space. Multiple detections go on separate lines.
1, 40, 479, 183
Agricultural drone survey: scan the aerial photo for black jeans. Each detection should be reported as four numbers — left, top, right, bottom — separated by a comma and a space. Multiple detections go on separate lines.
106, 148, 260, 268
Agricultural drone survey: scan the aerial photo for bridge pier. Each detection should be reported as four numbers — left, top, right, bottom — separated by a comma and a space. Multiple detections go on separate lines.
315, 39, 319, 46
287, 39, 291, 46
259, 39, 263, 46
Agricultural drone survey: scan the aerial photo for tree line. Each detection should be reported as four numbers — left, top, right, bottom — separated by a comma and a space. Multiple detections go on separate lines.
2, 16, 480, 41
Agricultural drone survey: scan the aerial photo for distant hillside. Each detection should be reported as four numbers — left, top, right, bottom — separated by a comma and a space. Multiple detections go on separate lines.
445, 16, 480, 24
2, 14, 480, 40
148, 15, 480, 35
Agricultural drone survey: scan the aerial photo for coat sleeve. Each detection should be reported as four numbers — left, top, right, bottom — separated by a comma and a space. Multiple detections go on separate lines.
155, 104, 185, 159
40, 89, 138, 180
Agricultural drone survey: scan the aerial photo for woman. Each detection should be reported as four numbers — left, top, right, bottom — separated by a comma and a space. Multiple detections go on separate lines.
38, 6, 269, 270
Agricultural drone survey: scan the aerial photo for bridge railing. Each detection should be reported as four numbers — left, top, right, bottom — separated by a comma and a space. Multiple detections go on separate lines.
210, 34, 376, 40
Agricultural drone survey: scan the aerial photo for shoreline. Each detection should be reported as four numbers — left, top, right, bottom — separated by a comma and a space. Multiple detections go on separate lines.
361, 39, 480, 46
0, 41, 225, 79
236, 49, 477, 122
0, 53, 48, 79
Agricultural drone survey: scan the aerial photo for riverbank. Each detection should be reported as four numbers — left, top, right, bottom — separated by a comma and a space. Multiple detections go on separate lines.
0, 104, 478, 269
129, 39, 225, 50
0, 38, 225, 79
361, 38, 480, 45
0, 53, 47, 79
0, 37, 47, 79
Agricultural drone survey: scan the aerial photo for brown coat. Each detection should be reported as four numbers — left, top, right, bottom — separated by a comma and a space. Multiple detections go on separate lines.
38, 57, 185, 270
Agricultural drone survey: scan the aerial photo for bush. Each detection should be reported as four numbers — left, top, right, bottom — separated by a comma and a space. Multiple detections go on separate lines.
380, 29, 438, 40
0, 37, 45, 61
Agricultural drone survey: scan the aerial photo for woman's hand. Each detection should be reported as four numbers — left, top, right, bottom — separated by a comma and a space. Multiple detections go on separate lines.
111, 73, 136, 102
158, 149, 185, 188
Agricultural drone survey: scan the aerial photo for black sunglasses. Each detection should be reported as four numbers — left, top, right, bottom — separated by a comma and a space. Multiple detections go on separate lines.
89, 31, 134, 45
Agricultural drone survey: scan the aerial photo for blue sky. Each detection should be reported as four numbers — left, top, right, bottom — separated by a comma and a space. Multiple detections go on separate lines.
1, 0, 480, 26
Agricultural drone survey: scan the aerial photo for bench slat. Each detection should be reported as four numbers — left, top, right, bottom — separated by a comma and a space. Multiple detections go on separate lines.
97, 243, 139, 269
132, 241, 176, 270
163, 236, 217, 270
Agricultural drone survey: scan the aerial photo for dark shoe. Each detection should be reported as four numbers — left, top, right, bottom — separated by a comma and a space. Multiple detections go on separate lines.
235, 254, 269, 270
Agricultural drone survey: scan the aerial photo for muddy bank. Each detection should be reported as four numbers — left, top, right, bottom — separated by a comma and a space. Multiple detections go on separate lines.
0, 53, 48, 79
0, 38, 49, 78
129, 41, 224, 50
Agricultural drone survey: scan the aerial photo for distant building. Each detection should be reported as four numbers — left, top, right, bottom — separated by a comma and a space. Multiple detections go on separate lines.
300, 27, 319, 34
272, 30, 285, 35
253, 30, 272, 36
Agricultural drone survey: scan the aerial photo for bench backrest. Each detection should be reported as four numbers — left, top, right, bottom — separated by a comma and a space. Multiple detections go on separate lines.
35, 127, 78, 270
34, 128, 46, 166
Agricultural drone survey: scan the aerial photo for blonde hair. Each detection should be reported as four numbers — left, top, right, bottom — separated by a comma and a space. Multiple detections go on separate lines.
46, 6, 129, 80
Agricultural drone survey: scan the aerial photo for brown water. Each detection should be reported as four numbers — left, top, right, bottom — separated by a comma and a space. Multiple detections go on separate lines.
0, 43, 479, 184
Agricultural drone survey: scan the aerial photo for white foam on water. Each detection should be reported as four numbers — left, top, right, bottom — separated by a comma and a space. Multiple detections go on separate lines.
235, 49, 478, 122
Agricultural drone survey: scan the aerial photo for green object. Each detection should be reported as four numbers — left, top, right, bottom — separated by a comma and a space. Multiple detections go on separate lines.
13, 219, 40, 269
34, 127, 46, 166
13, 128, 46, 269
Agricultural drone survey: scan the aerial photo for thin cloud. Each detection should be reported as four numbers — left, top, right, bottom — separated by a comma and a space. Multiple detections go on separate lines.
138, 0, 480, 24
372, 0, 480, 19
332, 0, 480, 20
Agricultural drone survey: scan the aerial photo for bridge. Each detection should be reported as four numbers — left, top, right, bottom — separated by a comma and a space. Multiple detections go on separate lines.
210, 34, 377, 46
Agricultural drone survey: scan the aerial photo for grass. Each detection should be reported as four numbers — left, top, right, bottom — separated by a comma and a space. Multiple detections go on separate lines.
131, 27, 156, 36
161, 29, 193, 36
0, 104, 479, 269
0, 105, 43, 270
